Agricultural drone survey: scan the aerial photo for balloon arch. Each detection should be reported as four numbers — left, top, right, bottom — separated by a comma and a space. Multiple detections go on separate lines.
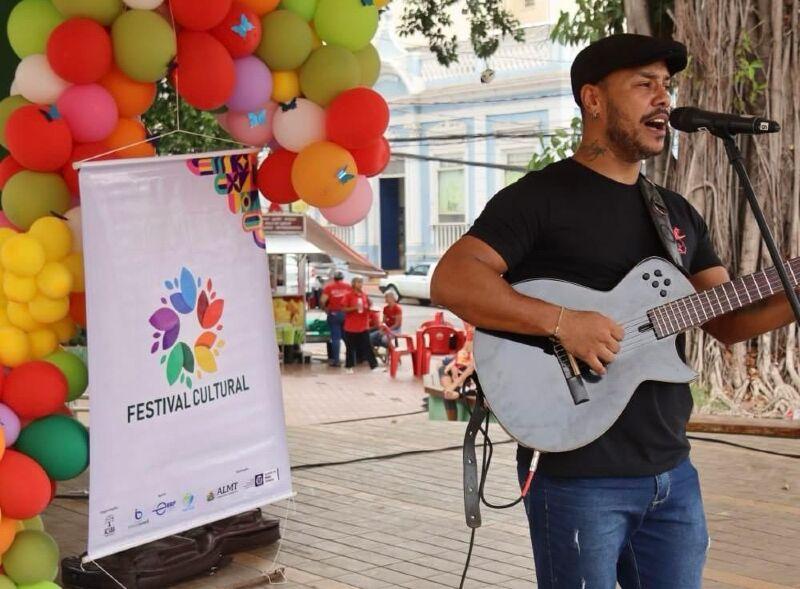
0, 0, 391, 584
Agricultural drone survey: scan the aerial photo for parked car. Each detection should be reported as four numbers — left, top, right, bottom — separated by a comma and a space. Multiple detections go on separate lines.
379, 262, 437, 305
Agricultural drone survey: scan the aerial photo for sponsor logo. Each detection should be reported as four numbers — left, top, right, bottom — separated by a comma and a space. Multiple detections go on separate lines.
152, 500, 177, 517
182, 493, 195, 511
104, 515, 116, 537
216, 481, 238, 498
255, 473, 264, 487
206, 491, 215, 502
149, 267, 225, 388
134, 508, 144, 521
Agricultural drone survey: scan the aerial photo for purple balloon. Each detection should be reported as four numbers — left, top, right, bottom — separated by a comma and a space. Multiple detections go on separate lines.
226, 56, 273, 113
0, 402, 21, 447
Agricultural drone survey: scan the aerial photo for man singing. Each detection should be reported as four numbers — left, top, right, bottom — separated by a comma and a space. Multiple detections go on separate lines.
432, 34, 798, 588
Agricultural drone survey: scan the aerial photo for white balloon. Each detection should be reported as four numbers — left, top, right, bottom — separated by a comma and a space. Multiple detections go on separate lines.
64, 207, 83, 253
273, 98, 326, 153
14, 54, 70, 104
123, 0, 164, 8
9, 77, 20, 95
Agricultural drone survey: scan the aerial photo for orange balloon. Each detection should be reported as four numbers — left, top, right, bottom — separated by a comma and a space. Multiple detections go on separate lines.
291, 141, 358, 208
238, 0, 280, 15
105, 119, 155, 159
0, 513, 18, 554
99, 66, 156, 118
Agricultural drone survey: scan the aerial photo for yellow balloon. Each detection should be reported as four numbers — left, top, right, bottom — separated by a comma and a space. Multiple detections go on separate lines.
28, 294, 70, 324
36, 261, 73, 299
3, 272, 37, 303
291, 141, 358, 207
29, 328, 58, 359
63, 252, 85, 292
51, 317, 77, 343
0, 234, 46, 277
29, 216, 73, 262
0, 326, 31, 366
0, 228, 18, 248
6, 301, 44, 332
0, 307, 10, 328
271, 70, 301, 104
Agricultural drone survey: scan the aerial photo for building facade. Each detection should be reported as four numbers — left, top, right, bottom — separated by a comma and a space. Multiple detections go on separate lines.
317, 0, 580, 270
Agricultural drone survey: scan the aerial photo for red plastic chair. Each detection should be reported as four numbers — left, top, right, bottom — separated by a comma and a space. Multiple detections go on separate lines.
415, 325, 466, 375
384, 326, 418, 378
419, 311, 447, 331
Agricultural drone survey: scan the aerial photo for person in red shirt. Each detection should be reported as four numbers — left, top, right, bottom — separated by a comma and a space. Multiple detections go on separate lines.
370, 291, 403, 349
342, 277, 378, 373
320, 271, 351, 367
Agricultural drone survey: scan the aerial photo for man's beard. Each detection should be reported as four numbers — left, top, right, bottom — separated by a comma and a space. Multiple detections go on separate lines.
606, 99, 667, 162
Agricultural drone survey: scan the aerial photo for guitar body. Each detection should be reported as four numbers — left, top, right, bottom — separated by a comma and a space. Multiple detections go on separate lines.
473, 257, 698, 452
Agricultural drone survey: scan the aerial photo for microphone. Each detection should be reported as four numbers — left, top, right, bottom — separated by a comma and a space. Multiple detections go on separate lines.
669, 107, 780, 135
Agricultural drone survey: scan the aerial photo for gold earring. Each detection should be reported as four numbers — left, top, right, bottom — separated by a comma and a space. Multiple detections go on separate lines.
593, 111, 599, 119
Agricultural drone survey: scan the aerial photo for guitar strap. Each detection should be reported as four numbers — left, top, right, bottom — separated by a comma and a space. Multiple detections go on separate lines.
463, 376, 487, 528
637, 175, 689, 275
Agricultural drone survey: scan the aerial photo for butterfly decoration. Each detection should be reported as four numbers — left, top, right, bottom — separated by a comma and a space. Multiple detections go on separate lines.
336, 166, 355, 184
248, 109, 267, 128
279, 98, 298, 112
231, 14, 255, 38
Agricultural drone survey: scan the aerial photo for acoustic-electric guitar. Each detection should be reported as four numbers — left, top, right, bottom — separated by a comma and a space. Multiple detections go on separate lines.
473, 255, 800, 452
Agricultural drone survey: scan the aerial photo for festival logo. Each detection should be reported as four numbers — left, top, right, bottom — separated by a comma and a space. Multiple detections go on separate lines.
672, 225, 688, 255
149, 267, 225, 388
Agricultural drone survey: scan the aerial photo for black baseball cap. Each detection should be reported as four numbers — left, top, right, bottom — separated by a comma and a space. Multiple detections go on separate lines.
571, 34, 688, 107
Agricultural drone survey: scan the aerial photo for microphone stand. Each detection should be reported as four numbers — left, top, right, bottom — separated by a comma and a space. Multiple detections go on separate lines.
714, 128, 800, 325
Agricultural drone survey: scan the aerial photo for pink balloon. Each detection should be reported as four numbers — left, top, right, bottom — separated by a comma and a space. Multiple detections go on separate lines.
225, 102, 278, 146
320, 175, 373, 226
0, 212, 18, 230
226, 56, 273, 113
0, 403, 21, 447
56, 84, 119, 143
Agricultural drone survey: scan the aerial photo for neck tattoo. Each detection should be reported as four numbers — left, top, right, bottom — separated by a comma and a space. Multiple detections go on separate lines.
578, 140, 607, 161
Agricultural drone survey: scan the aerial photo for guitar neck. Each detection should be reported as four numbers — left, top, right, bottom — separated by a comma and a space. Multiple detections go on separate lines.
650, 257, 800, 336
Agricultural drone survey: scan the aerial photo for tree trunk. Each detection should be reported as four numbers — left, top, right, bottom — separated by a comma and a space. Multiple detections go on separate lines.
670, 0, 800, 416
624, 0, 653, 35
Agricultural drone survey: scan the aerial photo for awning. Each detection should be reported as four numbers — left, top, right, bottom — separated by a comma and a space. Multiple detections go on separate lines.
305, 216, 386, 277
264, 234, 322, 255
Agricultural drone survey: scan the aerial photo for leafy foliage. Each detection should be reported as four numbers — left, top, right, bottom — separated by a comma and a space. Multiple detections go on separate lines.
141, 80, 239, 155
527, 117, 583, 171
398, 0, 524, 66
550, 0, 625, 46
732, 31, 767, 112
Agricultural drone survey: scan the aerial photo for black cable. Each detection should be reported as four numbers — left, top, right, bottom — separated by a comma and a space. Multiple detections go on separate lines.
687, 434, 800, 459
458, 527, 477, 589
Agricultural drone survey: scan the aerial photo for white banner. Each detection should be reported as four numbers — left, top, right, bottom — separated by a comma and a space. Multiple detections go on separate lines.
81, 150, 292, 560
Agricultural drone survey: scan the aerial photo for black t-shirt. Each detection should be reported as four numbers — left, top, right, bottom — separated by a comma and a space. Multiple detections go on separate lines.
466, 158, 722, 477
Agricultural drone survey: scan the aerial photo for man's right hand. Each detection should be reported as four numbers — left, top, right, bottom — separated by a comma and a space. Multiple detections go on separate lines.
557, 309, 624, 375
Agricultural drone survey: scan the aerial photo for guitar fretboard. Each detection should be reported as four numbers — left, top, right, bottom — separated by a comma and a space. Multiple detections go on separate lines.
649, 257, 800, 337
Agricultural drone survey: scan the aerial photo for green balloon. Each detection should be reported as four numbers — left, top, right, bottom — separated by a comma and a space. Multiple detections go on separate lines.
51, 0, 123, 26
3, 531, 59, 585
20, 516, 45, 532
299, 45, 361, 107
18, 582, 62, 589
256, 10, 313, 71
45, 350, 88, 401
0, 95, 32, 149
279, 0, 318, 22
314, 0, 377, 52
1, 171, 71, 231
354, 43, 380, 87
112, 10, 177, 83
16, 415, 89, 481
7, 0, 65, 59
0, 575, 15, 589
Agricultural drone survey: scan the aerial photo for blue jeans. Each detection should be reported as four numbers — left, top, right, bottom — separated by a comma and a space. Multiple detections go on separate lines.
517, 458, 708, 588
326, 311, 345, 365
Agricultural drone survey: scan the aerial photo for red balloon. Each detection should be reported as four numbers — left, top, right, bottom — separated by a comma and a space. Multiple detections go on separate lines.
170, 0, 233, 31
0, 450, 51, 519
69, 292, 87, 327
62, 142, 115, 195
172, 31, 236, 111
210, 3, 262, 58
349, 136, 390, 177
5, 105, 73, 172
46, 18, 112, 84
326, 88, 390, 150
0, 155, 23, 190
257, 149, 298, 204
2, 361, 68, 421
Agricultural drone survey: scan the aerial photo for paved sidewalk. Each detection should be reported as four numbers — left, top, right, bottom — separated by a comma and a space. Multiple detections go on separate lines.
48, 365, 800, 588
